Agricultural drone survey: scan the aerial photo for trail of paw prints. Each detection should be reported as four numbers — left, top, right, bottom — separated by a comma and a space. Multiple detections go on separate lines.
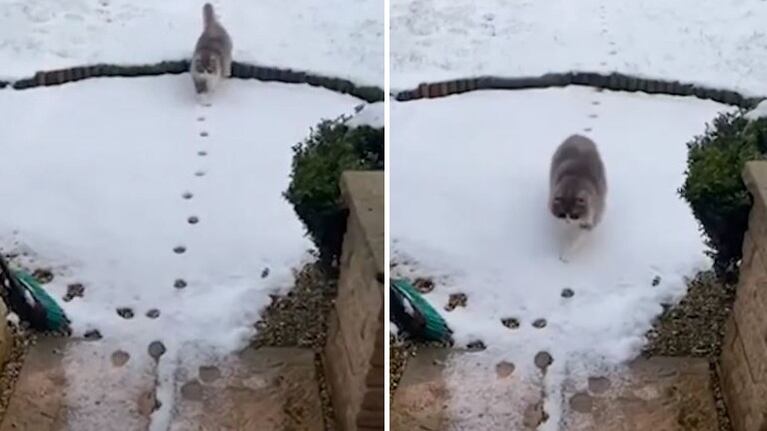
498, 284, 578, 428
597, 0, 618, 66
578, 2, 612, 138
170, 110, 212, 295
583, 92, 604, 136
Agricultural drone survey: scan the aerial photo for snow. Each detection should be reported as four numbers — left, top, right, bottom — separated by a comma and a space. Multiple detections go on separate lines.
347, 101, 384, 129
0, 0, 383, 87
390, 323, 400, 336
390, 86, 732, 428
747, 99, 767, 120
0, 75, 360, 429
391, 0, 767, 96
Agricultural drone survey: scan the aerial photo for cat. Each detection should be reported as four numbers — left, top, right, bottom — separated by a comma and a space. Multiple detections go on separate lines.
548, 134, 607, 262
191, 3, 233, 103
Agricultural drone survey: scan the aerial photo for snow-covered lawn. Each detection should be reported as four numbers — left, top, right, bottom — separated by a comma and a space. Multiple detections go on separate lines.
0, 0, 383, 86
0, 75, 360, 428
391, 87, 731, 428
391, 0, 767, 96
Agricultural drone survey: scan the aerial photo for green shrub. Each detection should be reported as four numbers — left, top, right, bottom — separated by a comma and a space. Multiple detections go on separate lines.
284, 118, 384, 266
679, 110, 767, 277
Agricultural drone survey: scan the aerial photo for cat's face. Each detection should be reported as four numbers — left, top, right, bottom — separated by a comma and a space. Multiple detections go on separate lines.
195, 54, 220, 75
550, 179, 594, 224
551, 195, 589, 222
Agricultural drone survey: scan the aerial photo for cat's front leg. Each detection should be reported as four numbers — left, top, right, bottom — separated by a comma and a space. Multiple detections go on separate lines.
560, 228, 587, 263
196, 91, 212, 107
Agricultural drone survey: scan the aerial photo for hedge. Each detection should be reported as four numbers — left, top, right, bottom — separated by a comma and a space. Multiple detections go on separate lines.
680, 111, 767, 278
284, 117, 384, 266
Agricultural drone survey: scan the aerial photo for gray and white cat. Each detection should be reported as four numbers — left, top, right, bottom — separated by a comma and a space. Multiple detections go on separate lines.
548, 134, 607, 261
191, 3, 233, 102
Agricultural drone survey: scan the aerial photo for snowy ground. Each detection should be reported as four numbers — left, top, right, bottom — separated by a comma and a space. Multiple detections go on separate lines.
0, 0, 383, 86
391, 0, 767, 96
0, 75, 360, 429
391, 87, 732, 429
747, 99, 767, 120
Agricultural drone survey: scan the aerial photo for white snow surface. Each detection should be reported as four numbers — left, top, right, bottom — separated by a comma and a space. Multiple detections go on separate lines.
391, 0, 767, 96
347, 101, 384, 129
747, 99, 767, 120
0, 0, 383, 87
391, 87, 732, 428
0, 75, 360, 428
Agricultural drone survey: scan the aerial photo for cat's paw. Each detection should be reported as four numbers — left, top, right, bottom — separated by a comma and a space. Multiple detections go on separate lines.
197, 95, 212, 107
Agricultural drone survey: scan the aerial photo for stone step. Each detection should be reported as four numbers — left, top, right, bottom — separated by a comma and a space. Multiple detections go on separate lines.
560, 356, 718, 431
391, 349, 719, 431
169, 347, 323, 431
1, 337, 323, 431
0, 336, 155, 431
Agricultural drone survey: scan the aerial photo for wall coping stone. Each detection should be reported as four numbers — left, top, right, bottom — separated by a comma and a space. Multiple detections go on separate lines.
743, 161, 767, 212
340, 171, 384, 278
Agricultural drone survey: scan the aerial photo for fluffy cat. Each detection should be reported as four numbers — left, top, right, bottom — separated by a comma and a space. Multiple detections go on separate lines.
191, 3, 233, 102
548, 134, 607, 261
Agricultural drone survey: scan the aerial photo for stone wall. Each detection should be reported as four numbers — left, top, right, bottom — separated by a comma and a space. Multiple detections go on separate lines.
324, 171, 384, 431
0, 61, 383, 103
395, 72, 764, 109
720, 161, 767, 431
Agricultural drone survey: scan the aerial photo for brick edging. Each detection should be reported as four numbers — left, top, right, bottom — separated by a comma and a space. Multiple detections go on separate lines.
395, 72, 765, 108
0, 60, 384, 103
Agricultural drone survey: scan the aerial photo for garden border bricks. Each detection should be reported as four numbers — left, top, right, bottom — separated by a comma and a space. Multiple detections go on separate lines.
1, 60, 384, 103
394, 72, 764, 109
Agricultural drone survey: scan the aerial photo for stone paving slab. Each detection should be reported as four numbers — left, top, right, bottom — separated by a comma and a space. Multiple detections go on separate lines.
391, 348, 546, 431
1, 339, 324, 431
169, 347, 323, 431
0, 336, 156, 431
391, 349, 719, 431
561, 356, 718, 431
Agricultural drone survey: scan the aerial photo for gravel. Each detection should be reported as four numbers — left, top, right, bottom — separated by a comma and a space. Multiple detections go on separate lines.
251, 263, 337, 349
251, 262, 338, 431
389, 334, 449, 396
0, 323, 33, 420
390, 335, 416, 396
643, 270, 737, 431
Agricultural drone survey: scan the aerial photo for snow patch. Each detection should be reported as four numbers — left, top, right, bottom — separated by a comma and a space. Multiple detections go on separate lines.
391, 87, 731, 426
746, 99, 767, 120
347, 101, 384, 129
0, 0, 383, 87
391, 0, 767, 96
0, 75, 360, 428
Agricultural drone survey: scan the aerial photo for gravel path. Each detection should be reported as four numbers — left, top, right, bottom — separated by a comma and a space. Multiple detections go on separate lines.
389, 335, 414, 396
251, 262, 338, 431
643, 270, 737, 431
0, 324, 31, 421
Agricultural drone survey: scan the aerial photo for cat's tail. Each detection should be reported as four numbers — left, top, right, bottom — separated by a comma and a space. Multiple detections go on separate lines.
202, 3, 215, 28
